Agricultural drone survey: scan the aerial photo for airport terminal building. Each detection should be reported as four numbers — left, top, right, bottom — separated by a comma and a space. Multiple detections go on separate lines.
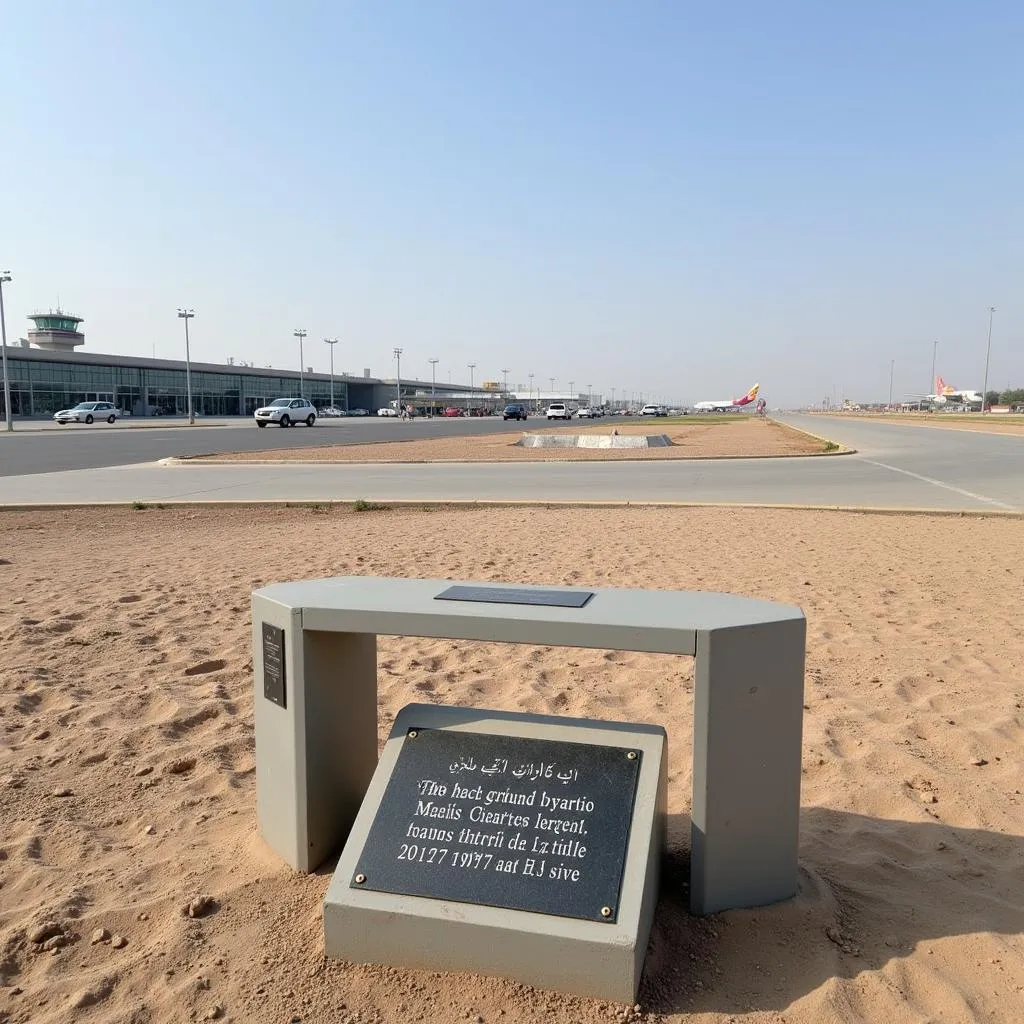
2, 341, 479, 419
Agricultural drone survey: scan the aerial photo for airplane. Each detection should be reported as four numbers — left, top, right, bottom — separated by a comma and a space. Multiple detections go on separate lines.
693, 382, 760, 413
918, 376, 983, 407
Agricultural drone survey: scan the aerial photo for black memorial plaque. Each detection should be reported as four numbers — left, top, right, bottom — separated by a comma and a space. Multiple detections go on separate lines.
262, 623, 286, 708
352, 728, 641, 922
435, 585, 594, 609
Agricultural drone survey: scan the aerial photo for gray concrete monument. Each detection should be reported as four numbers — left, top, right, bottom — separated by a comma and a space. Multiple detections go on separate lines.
251, 576, 806, 921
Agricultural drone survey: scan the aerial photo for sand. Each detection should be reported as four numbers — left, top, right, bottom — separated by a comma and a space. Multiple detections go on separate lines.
1, 504, 1022, 1024
194, 418, 830, 463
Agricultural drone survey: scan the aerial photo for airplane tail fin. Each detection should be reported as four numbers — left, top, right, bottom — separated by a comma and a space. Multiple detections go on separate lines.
734, 383, 760, 406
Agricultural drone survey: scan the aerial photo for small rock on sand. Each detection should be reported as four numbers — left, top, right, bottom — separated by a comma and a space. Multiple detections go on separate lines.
52, 787, 73, 797
969, 757, 989, 766
29, 920, 63, 944
111, 935, 128, 949
91, 928, 110, 945
183, 895, 217, 919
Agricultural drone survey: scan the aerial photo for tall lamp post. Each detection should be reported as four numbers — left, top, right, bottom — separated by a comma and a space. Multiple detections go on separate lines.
0, 271, 12, 431
981, 306, 996, 412
549, 377, 555, 396
324, 337, 339, 408
930, 340, 938, 395
428, 357, 438, 416
393, 348, 403, 413
468, 363, 476, 390
888, 359, 895, 411
501, 367, 510, 395
569, 380, 575, 403
528, 372, 534, 412
293, 329, 307, 397
177, 308, 195, 424
611, 386, 616, 411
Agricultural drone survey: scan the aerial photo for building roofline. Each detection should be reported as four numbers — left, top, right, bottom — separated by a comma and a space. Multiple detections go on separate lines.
7, 344, 474, 391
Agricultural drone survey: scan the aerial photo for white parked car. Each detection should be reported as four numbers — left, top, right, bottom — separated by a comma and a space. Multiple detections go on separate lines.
318, 406, 345, 417
54, 401, 119, 425
254, 397, 317, 428
576, 406, 593, 418
640, 403, 661, 416
546, 402, 572, 420
377, 407, 398, 417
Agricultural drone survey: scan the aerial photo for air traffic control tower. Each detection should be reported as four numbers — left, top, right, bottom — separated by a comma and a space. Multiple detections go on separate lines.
27, 309, 85, 351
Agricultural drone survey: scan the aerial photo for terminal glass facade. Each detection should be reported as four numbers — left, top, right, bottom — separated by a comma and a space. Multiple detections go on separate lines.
2, 356, 348, 418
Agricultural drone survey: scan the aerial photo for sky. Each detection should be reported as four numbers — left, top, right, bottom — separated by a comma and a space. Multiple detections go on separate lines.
3, 1, 1023, 407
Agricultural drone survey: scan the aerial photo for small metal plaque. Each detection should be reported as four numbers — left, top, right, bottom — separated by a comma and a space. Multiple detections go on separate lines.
262, 623, 286, 708
352, 729, 641, 922
435, 585, 594, 609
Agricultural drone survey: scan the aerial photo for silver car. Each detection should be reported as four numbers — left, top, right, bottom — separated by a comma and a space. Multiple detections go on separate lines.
254, 398, 317, 428
54, 401, 119, 425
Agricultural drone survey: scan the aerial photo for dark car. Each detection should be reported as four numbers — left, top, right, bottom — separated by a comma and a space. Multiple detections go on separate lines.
502, 403, 527, 421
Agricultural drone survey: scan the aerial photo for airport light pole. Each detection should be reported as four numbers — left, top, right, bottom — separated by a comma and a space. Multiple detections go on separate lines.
528, 372, 534, 411
549, 377, 555, 397
888, 359, 895, 411
324, 337, 339, 408
0, 271, 12, 431
177, 309, 195, 424
394, 347, 403, 412
588, 383, 592, 408
930, 340, 938, 395
468, 363, 476, 390
501, 367, 510, 395
981, 306, 996, 412
429, 357, 438, 416
611, 386, 616, 411
569, 380, 575, 404
293, 329, 307, 397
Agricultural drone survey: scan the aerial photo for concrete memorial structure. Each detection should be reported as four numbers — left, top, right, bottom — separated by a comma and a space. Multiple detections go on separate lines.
251, 577, 805, 998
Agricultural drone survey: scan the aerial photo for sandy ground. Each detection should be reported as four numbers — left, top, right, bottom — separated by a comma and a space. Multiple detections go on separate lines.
195, 419, 829, 463
1, 505, 1022, 1024
819, 414, 1024, 435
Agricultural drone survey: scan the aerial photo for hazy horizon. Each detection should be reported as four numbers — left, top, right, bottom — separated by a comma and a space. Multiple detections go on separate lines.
4, 2, 1023, 406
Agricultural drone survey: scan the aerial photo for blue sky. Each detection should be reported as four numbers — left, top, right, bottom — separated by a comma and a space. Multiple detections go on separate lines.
3, 1, 1023, 405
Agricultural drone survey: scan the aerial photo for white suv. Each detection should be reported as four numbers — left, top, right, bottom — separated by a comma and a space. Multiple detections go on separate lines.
254, 398, 317, 427
546, 403, 571, 420
640, 403, 660, 416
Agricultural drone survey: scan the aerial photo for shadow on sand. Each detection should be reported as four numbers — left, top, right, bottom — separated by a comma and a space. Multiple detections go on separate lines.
641, 807, 1023, 1016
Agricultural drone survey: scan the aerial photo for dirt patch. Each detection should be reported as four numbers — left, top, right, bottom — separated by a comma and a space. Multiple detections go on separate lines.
821, 413, 1024, 435
0, 505, 1021, 1024
189, 417, 833, 463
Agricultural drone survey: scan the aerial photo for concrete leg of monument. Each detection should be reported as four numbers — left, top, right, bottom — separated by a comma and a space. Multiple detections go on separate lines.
252, 597, 378, 873
690, 617, 805, 914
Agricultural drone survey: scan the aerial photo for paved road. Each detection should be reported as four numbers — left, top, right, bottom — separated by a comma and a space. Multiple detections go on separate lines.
0, 415, 559, 478
1, 415, 1020, 511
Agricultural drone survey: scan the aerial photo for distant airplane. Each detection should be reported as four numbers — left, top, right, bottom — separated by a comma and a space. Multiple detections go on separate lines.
917, 376, 983, 407
694, 382, 760, 413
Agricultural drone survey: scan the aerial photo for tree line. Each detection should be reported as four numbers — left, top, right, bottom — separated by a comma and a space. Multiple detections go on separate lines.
985, 388, 1024, 406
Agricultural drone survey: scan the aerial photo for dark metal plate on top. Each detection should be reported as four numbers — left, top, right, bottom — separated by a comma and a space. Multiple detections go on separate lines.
262, 623, 286, 708
352, 728, 641, 923
435, 585, 594, 609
